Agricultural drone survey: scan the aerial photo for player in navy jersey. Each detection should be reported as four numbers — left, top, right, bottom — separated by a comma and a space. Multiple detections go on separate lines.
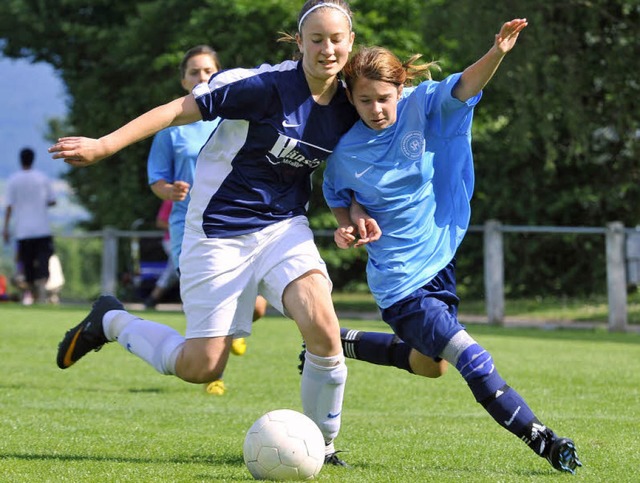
51, 0, 357, 466
145, 45, 268, 395
322, 20, 581, 474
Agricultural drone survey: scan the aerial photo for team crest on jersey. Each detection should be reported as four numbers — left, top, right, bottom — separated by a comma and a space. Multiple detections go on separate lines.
400, 131, 425, 160
267, 134, 325, 168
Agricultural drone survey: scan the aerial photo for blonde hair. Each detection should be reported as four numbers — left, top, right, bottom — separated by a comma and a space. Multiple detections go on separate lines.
342, 46, 439, 92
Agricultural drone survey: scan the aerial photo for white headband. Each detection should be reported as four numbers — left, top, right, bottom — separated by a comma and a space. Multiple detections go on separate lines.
298, 3, 352, 32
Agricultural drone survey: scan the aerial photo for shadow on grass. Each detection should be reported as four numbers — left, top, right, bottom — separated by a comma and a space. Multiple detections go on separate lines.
127, 387, 166, 394
0, 450, 244, 466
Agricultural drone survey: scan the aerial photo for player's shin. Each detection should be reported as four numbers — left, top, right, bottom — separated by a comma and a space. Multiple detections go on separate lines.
442, 331, 543, 452
300, 350, 347, 454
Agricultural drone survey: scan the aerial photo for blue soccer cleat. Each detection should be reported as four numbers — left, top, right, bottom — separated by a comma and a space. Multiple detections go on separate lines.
545, 436, 582, 474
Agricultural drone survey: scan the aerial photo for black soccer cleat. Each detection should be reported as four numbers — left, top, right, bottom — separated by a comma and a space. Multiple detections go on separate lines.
56, 295, 124, 369
324, 451, 350, 468
545, 436, 582, 474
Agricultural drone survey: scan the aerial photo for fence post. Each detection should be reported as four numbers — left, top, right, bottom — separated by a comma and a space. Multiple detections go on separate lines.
606, 221, 627, 332
484, 219, 504, 325
101, 227, 118, 296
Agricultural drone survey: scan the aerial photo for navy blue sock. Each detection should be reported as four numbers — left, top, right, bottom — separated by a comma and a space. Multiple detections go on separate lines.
457, 344, 543, 453
341, 328, 413, 373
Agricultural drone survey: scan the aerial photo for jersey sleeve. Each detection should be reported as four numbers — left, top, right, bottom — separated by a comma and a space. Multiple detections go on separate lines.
323, 155, 352, 209
192, 66, 276, 123
423, 73, 482, 137
147, 128, 175, 185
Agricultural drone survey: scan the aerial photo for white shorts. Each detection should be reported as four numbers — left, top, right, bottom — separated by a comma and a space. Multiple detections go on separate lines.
179, 215, 331, 339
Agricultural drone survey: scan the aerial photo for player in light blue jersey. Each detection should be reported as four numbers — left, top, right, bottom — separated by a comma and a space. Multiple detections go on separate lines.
51, 0, 358, 466
146, 45, 222, 270
145, 45, 268, 395
323, 20, 581, 474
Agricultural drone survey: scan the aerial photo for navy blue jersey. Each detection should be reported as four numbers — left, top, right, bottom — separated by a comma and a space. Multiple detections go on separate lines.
187, 60, 358, 238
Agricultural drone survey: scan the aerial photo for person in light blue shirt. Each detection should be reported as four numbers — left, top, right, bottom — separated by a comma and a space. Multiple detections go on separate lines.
146, 45, 221, 270
145, 45, 267, 395
323, 19, 581, 474
147, 120, 219, 268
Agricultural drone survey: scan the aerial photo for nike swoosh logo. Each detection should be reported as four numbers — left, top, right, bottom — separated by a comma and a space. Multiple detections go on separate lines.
355, 166, 373, 178
504, 405, 521, 426
327, 412, 341, 419
62, 329, 82, 368
282, 120, 301, 128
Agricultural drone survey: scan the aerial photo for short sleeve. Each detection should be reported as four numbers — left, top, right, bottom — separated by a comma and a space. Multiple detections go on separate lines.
147, 129, 175, 185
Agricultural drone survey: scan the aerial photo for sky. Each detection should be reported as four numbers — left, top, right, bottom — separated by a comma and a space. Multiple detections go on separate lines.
0, 56, 90, 236
0, 56, 69, 179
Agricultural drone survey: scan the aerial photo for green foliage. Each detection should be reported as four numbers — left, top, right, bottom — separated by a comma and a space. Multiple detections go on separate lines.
423, 0, 640, 297
1, 0, 639, 297
1, 305, 640, 480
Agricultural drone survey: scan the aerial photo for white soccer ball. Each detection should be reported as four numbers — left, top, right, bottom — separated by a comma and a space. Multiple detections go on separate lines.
243, 409, 325, 481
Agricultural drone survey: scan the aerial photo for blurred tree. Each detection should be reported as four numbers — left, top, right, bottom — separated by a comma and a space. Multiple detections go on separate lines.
0, 0, 302, 228
422, 0, 640, 296
2, 0, 638, 296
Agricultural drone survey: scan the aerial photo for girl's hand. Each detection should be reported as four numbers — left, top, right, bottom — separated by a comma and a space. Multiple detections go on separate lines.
334, 225, 357, 249
171, 181, 191, 201
353, 215, 381, 247
48, 137, 110, 167
495, 18, 528, 54
349, 201, 382, 247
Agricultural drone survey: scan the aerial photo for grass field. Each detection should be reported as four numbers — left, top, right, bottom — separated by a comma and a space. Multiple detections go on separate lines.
1, 303, 639, 482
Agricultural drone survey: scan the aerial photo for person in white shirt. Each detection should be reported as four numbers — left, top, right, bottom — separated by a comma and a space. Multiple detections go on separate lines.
3, 147, 57, 304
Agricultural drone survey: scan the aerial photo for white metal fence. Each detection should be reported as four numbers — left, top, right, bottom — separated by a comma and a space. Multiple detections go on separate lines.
2, 222, 636, 332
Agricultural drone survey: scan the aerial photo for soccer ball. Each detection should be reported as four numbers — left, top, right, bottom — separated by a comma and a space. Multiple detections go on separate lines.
243, 409, 325, 480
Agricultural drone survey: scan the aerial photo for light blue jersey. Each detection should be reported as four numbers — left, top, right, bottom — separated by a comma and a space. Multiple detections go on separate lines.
147, 121, 218, 267
323, 73, 481, 308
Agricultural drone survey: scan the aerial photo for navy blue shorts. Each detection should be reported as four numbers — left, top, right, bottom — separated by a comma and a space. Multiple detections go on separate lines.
18, 236, 54, 284
380, 260, 465, 360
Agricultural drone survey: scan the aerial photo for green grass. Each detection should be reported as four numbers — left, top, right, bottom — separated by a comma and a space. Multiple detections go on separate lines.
1, 303, 639, 482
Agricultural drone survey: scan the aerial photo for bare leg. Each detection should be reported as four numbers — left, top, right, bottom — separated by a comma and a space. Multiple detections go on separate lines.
175, 336, 232, 383
409, 349, 448, 378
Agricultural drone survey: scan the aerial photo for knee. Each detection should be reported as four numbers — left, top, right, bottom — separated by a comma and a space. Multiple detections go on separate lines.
178, 362, 225, 384
175, 342, 229, 384
410, 350, 449, 378
284, 273, 340, 356
283, 271, 332, 309
423, 359, 448, 378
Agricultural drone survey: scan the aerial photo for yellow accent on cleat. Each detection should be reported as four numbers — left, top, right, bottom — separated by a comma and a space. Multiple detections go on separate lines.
231, 337, 247, 356
204, 379, 226, 396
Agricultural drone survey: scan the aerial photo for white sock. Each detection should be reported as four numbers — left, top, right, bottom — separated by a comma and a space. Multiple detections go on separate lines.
439, 329, 476, 364
109, 315, 184, 375
301, 351, 347, 449
103, 310, 138, 341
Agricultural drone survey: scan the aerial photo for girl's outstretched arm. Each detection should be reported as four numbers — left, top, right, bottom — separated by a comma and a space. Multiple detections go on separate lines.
453, 18, 528, 102
49, 94, 202, 167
